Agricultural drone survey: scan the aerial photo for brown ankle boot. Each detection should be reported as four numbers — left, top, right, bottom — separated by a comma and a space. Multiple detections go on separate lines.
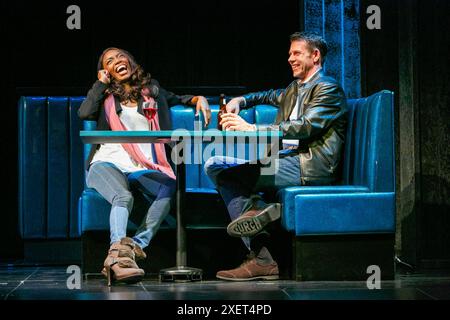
103, 242, 145, 286
120, 237, 147, 261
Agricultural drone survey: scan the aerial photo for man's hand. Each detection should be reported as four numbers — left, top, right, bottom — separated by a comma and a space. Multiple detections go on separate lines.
97, 69, 110, 84
220, 113, 256, 131
191, 96, 211, 127
226, 97, 245, 114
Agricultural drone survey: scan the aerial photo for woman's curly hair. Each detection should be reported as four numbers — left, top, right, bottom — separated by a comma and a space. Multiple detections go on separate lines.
97, 47, 151, 103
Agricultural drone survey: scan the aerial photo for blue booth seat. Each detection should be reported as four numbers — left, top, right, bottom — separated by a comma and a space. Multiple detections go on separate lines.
18, 96, 85, 240
19, 90, 395, 279
279, 90, 396, 236
79, 90, 395, 237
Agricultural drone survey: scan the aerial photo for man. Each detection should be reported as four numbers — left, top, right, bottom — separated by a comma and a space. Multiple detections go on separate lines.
204, 32, 347, 281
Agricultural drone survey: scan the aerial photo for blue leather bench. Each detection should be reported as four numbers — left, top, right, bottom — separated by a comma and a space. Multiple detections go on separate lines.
19, 90, 395, 279
280, 90, 395, 236
280, 90, 396, 280
18, 96, 85, 240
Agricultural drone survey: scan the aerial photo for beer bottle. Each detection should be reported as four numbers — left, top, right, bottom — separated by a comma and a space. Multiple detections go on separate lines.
217, 93, 227, 130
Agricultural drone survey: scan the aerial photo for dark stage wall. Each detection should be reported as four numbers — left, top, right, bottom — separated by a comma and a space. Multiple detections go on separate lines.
360, 0, 450, 267
1, 0, 449, 268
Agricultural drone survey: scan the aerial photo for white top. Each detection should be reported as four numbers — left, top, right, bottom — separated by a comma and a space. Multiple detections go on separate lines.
283, 67, 322, 147
91, 105, 155, 173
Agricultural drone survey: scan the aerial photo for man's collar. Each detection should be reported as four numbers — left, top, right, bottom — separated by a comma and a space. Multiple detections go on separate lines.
298, 67, 322, 86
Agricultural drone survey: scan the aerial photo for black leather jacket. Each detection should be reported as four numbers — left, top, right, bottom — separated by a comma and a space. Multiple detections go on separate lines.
243, 71, 347, 185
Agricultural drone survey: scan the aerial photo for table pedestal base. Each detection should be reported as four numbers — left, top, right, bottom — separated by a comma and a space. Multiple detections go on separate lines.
159, 266, 203, 282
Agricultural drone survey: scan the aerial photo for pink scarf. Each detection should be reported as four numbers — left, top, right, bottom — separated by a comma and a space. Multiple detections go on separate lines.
104, 94, 176, 180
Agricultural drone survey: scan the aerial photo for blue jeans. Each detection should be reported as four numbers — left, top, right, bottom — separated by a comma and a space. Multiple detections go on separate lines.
204, 154, 301, 250
86, 161, 176, 248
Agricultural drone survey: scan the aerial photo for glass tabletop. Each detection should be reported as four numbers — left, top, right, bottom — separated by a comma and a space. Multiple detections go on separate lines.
80, 130, 282, 144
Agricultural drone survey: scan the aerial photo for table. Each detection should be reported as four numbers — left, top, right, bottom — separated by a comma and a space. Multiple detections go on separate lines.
80, 129, 282, 281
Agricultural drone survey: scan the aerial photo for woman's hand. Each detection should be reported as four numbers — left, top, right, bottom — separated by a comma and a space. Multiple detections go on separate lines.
220, 113, 256, 131
226, 97, 245, 114
97, 69, 111, 84
191, 96, 211, 127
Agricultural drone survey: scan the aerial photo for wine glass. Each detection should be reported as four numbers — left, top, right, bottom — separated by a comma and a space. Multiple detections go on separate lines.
143, 101, 158, 129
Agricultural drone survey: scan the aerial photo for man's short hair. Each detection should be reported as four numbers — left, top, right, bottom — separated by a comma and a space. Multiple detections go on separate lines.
290, 32, 328, 65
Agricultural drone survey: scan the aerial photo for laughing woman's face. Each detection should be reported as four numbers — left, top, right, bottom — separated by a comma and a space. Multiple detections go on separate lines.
102, 49, 132, 82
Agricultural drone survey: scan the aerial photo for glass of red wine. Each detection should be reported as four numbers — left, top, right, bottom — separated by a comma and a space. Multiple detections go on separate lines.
143, 102, 158, 129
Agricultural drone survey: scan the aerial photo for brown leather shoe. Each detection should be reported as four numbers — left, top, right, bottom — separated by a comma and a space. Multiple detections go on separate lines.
216, 255, 279, 281
227, 203, 281, 237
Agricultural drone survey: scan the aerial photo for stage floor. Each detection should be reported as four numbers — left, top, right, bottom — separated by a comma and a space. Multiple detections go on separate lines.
1, 265, 449, 300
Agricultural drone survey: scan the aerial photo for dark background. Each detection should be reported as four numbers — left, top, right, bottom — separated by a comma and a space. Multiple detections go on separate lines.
1, 0, 449, 269
359, 0, 450, 268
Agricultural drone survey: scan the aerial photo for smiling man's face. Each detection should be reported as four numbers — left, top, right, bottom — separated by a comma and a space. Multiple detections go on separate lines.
288, 40, 320, 81
102, 49, 132, 82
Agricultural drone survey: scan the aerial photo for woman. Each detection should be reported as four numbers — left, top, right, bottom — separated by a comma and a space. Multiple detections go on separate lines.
79, 47, 211, 285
